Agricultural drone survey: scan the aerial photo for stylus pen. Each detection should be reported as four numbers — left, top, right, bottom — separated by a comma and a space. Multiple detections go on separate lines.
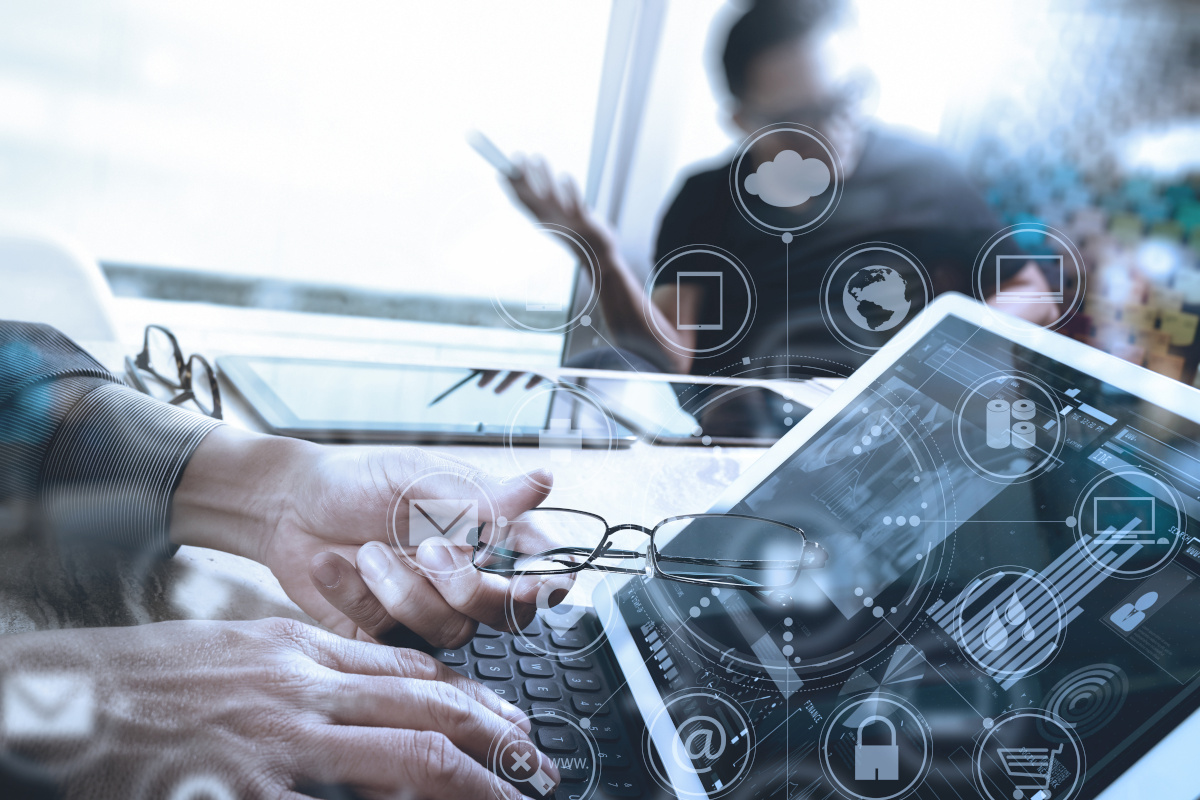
428, 369, 483, 407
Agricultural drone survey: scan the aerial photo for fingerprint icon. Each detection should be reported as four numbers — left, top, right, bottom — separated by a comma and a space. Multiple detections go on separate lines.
1042, 664, 1129, 739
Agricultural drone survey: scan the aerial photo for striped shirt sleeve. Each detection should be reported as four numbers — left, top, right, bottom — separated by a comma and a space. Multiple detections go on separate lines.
0, 321, 220, 556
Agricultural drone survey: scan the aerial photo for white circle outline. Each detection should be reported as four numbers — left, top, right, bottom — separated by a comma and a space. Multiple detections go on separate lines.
504, 571, 618, 663
642, 689, 755, 800
1070, 467, 1186, 578
819, 692, 932, 800
970, 223, 1086, 332
819, 242, 933, 354
973, 709, 1086, 800
488, 708, 600, 800
729, 123, 844, 235
385, 467, 501, 580
503, 381, 619, 493
952, 371, 1066, 483
491, 223, 601, 334
953, 566, 1066, 679
642, 245, 757, 358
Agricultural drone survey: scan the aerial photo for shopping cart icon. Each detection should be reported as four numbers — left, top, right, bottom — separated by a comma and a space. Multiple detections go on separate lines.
998, 744, 1063, 800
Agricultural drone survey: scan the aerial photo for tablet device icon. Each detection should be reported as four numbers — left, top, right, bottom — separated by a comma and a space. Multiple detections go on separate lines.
677, 272, 723, 330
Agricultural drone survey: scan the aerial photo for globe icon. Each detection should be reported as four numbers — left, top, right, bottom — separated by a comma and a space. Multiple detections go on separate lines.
842, 266, 911, 332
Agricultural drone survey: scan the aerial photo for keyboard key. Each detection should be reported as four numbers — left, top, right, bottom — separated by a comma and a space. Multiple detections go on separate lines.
471, 639, 507, 659
529, 705, 568, 725
519, 657, 554, 678
475, 661, 514, 681
596, 747, 631, 769
523, 680, 562, 701
474, 624, 504, 638
432, 648, 466, 667
557, 654, 593, 670
513, 638, 547, 656
585, 722, 621, 742
571, 696, 609, 716
600, 777, 642, 797
564, 673, 601, 692
488, 683, 519, 704
550, 630, 588, 649
558, 761, 593, 783
536, 728, 580, 753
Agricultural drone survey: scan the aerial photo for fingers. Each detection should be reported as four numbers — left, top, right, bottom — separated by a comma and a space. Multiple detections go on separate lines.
356, 542, 479, 646
492, 371, 526, 393
309, 552, 408, 643
307, 727, 529, 800
303, 634, 531, 733
328, 674, 557, 785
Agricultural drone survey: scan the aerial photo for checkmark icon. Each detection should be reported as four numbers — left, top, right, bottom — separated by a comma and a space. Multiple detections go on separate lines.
407, 499, 478, 546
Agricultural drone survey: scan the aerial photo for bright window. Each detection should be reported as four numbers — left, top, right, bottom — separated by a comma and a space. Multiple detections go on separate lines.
0, 1, 611, 306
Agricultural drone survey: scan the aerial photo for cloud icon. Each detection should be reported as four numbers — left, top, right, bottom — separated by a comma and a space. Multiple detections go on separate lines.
743, 150, 831, 207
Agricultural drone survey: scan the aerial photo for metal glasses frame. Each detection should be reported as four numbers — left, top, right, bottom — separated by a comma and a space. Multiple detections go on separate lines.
124, 324, 223, 419
471, 508, 827, 589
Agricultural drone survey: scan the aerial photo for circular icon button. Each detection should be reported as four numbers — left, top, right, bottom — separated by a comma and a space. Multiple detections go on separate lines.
954, 567, 1065, 679
820, 243, 933, 354
643, 690, 755, 800
953, 372, 1065, 483
820, 693, 932, 800
1071, 467, 1185, 578
491, 223, 600, 334
971, 223, 1086, 332
643, 245, 757, 361
490, 708, 599, 800
386, 467, 501, 580
974, 710, 1085, 800
730, 123, 844, 237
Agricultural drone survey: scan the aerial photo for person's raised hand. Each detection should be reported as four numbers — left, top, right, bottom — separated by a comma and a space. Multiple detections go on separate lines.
505, 155, 615, 257
0, 618, 556, 799
169, 427, 565, 648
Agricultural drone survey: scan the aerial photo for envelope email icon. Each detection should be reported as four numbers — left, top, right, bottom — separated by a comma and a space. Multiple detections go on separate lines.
3, 672, 95, 740
408, 499, 478, 546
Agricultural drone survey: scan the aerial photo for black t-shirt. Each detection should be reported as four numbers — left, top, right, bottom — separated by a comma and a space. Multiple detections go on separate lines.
653, 128, 1019, 377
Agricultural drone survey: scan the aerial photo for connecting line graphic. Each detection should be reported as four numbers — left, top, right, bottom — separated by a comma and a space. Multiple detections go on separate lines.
882, 617, 989, 720
786, 238, 790, 383
588, 326, 650, 376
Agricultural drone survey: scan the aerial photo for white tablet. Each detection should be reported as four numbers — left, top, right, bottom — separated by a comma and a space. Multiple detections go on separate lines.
599, 292, 1200, 800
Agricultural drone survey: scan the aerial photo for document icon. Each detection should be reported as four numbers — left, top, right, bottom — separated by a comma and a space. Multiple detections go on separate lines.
2, 672, 95, 740
407, 499, 478, 546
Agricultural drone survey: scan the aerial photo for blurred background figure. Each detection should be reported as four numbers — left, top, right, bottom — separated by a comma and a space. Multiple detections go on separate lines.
507, 0, 1057, 376
0, 0, 1198, 381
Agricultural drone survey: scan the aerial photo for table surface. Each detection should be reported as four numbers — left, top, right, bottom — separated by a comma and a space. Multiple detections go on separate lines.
0, 306, 820, 636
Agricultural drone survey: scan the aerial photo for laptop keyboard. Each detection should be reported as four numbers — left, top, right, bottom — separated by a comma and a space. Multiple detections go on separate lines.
433, 612, 650, 799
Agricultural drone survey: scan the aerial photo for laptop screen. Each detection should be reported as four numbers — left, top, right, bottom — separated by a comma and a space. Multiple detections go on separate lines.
613, 313, 1200, 800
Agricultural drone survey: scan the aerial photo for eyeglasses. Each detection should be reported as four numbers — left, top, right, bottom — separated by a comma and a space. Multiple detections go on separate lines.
471, 508, 827, 589
124, 324, 222, 419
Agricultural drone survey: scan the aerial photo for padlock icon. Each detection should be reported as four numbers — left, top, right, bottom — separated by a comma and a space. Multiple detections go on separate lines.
854, 715, 899, 781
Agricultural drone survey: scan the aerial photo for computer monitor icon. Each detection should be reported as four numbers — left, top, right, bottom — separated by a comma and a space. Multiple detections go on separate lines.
1093, 496, 1156, 543
995, 255, 1064, 304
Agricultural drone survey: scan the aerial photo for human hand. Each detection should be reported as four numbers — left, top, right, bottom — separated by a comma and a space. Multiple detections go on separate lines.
0, 618, 556, 799
505, 156, 615, 258
170, 428, 570, 648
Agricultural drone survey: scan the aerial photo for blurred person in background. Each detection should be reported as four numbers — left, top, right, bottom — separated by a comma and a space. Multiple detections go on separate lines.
507, 0, 1058, 377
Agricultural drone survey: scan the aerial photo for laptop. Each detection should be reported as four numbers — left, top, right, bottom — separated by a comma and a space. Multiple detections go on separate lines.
439, 293, 1200, 800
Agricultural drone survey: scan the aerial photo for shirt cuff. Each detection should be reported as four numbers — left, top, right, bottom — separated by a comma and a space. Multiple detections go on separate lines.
39, 383, 222, 557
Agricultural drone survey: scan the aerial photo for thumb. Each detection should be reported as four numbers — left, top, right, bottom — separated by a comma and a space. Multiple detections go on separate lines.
484, 468, 554, 522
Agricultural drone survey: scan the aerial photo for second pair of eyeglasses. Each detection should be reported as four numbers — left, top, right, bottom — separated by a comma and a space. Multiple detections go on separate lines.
470, 507, 826, 589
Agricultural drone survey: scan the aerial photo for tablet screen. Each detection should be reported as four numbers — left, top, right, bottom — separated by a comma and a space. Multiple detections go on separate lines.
616, 313, 1200, 800
225, 357, 627, 441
